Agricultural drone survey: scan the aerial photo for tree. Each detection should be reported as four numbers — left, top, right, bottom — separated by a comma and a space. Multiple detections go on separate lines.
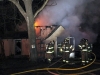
8, 0, 48, 62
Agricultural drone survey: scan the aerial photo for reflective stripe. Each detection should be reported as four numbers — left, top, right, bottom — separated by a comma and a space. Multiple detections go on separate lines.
48, 47, 53, 49
48, 59, 51, 61
66, 47, 68, 49
78, 45, 82, 49
46, 51, 53, 53
60, 49, 63, 52
82, 45, 85, 47
82, 50, 87, 51
78, 45, 81, 47
63, 60, 66, 62
65, 51, 69, 52
48, 48, 52, 49
72, 48, 74, 51
82, 61, 85, 62
82, 49, 87, 51
66, 61, 69, 63
70, 45, 72, 48
52, 51, 54, 53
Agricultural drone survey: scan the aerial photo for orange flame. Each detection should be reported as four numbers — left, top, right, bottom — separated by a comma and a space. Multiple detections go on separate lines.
34, 21, 38, 26
34, 20, 41, 36
34, 19, 41, 26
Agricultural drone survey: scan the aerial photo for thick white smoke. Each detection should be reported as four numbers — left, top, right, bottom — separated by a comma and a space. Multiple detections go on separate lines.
35, 0, 97, 45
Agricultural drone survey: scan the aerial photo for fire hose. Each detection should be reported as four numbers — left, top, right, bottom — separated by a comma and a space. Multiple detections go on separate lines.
11, 52, 100, 75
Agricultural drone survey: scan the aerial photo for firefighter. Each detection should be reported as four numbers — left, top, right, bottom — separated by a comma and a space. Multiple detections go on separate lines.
58, 43, 62, 52
45, 41, 55, 63
78, 38, 89, 65
85, 40, 93, 61
57, 43, 62, 56
62, 38, 74, 63
51, 40, 55, 53
84, 39, 93, 61
88, 44, 93, 61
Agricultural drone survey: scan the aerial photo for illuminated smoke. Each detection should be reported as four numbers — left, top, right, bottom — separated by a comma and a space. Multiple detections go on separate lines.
35, 0, 98, 44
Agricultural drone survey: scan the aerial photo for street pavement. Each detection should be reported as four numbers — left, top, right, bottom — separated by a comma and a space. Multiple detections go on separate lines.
0, 53, 100, 75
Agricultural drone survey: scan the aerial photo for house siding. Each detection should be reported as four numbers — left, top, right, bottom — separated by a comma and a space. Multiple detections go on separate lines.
4, 39, 15, 56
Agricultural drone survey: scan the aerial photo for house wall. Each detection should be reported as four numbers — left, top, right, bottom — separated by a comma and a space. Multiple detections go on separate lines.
36, 39, 46, 58
3, 39, 15, 56
2, 26, 61, 57
21, 39, 46, 57
3, 39, 46, 57
3, 39, 30, 56
21, 39, 30, 56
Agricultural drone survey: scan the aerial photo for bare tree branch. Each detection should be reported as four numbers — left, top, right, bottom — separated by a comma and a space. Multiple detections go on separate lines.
34, 0, 49, 19
46, 0, 57, 6
9, 0, 27, 19
23, 0, 33, 23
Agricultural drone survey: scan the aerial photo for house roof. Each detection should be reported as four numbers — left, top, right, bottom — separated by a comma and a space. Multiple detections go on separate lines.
44, 25, 65, 43
45, 25, 60, 40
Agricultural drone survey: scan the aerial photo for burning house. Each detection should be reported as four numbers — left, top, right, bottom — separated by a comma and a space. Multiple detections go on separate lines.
0, 25, 68, 58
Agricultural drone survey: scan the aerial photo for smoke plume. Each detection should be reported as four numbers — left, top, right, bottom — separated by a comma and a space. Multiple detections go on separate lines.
35, 0, 99, 44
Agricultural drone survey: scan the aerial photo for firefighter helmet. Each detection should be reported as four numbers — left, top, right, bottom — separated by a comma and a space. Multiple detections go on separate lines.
52, 40, 55, 44
80, 38, 85, 44
84, 39, 88, 45
65, 38, 70, 40
80, 38, 88, 45
49, 41, 52, 45
85, 39, 88, 42
64, 38, 70, 43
